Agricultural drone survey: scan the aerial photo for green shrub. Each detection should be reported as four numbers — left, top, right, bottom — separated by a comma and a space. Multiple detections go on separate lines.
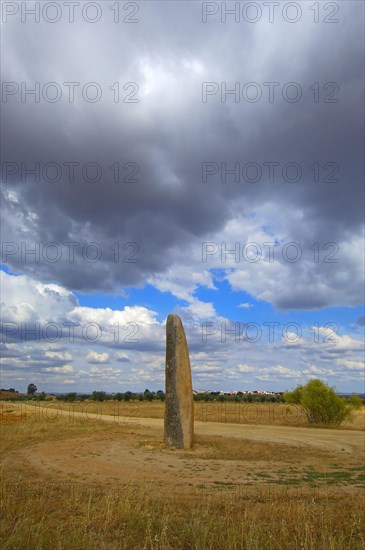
284, 379, 362, 424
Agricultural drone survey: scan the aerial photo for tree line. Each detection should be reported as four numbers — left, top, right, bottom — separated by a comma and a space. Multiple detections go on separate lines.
54, 390, 286, 403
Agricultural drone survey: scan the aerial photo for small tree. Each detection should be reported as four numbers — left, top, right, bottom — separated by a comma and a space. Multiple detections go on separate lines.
156, 390, 165, 401
92, 391, 107, 402
63, 392, 77, 402
284, 379, 362, 425
27, 383, 37, 395
35, 391, 47, 401
144, 390, 154, 401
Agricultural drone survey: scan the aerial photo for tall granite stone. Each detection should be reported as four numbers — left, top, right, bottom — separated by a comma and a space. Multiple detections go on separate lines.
164, 313, 194, 449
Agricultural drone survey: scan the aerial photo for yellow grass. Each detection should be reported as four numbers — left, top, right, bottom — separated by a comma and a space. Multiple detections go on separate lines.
1, 409, 364, 549
2, 478, 364, 550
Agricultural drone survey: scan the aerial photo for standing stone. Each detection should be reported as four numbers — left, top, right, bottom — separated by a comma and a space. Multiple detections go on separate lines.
164, 313, 194, 449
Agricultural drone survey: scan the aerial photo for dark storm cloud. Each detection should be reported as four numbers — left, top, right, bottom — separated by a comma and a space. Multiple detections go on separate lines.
1, 1, 364, 307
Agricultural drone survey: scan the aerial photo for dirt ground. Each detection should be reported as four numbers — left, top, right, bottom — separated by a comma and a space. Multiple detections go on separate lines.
2, 404, 364, 497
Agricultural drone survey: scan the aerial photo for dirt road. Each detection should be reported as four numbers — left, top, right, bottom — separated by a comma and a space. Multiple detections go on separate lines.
22, 403, 365, 453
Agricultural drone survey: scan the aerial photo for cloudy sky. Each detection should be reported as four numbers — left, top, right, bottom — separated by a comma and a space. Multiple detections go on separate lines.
1, 1, 364, 394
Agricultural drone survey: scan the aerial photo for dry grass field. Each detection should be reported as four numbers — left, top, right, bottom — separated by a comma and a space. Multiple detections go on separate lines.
1, 401, 364, 549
